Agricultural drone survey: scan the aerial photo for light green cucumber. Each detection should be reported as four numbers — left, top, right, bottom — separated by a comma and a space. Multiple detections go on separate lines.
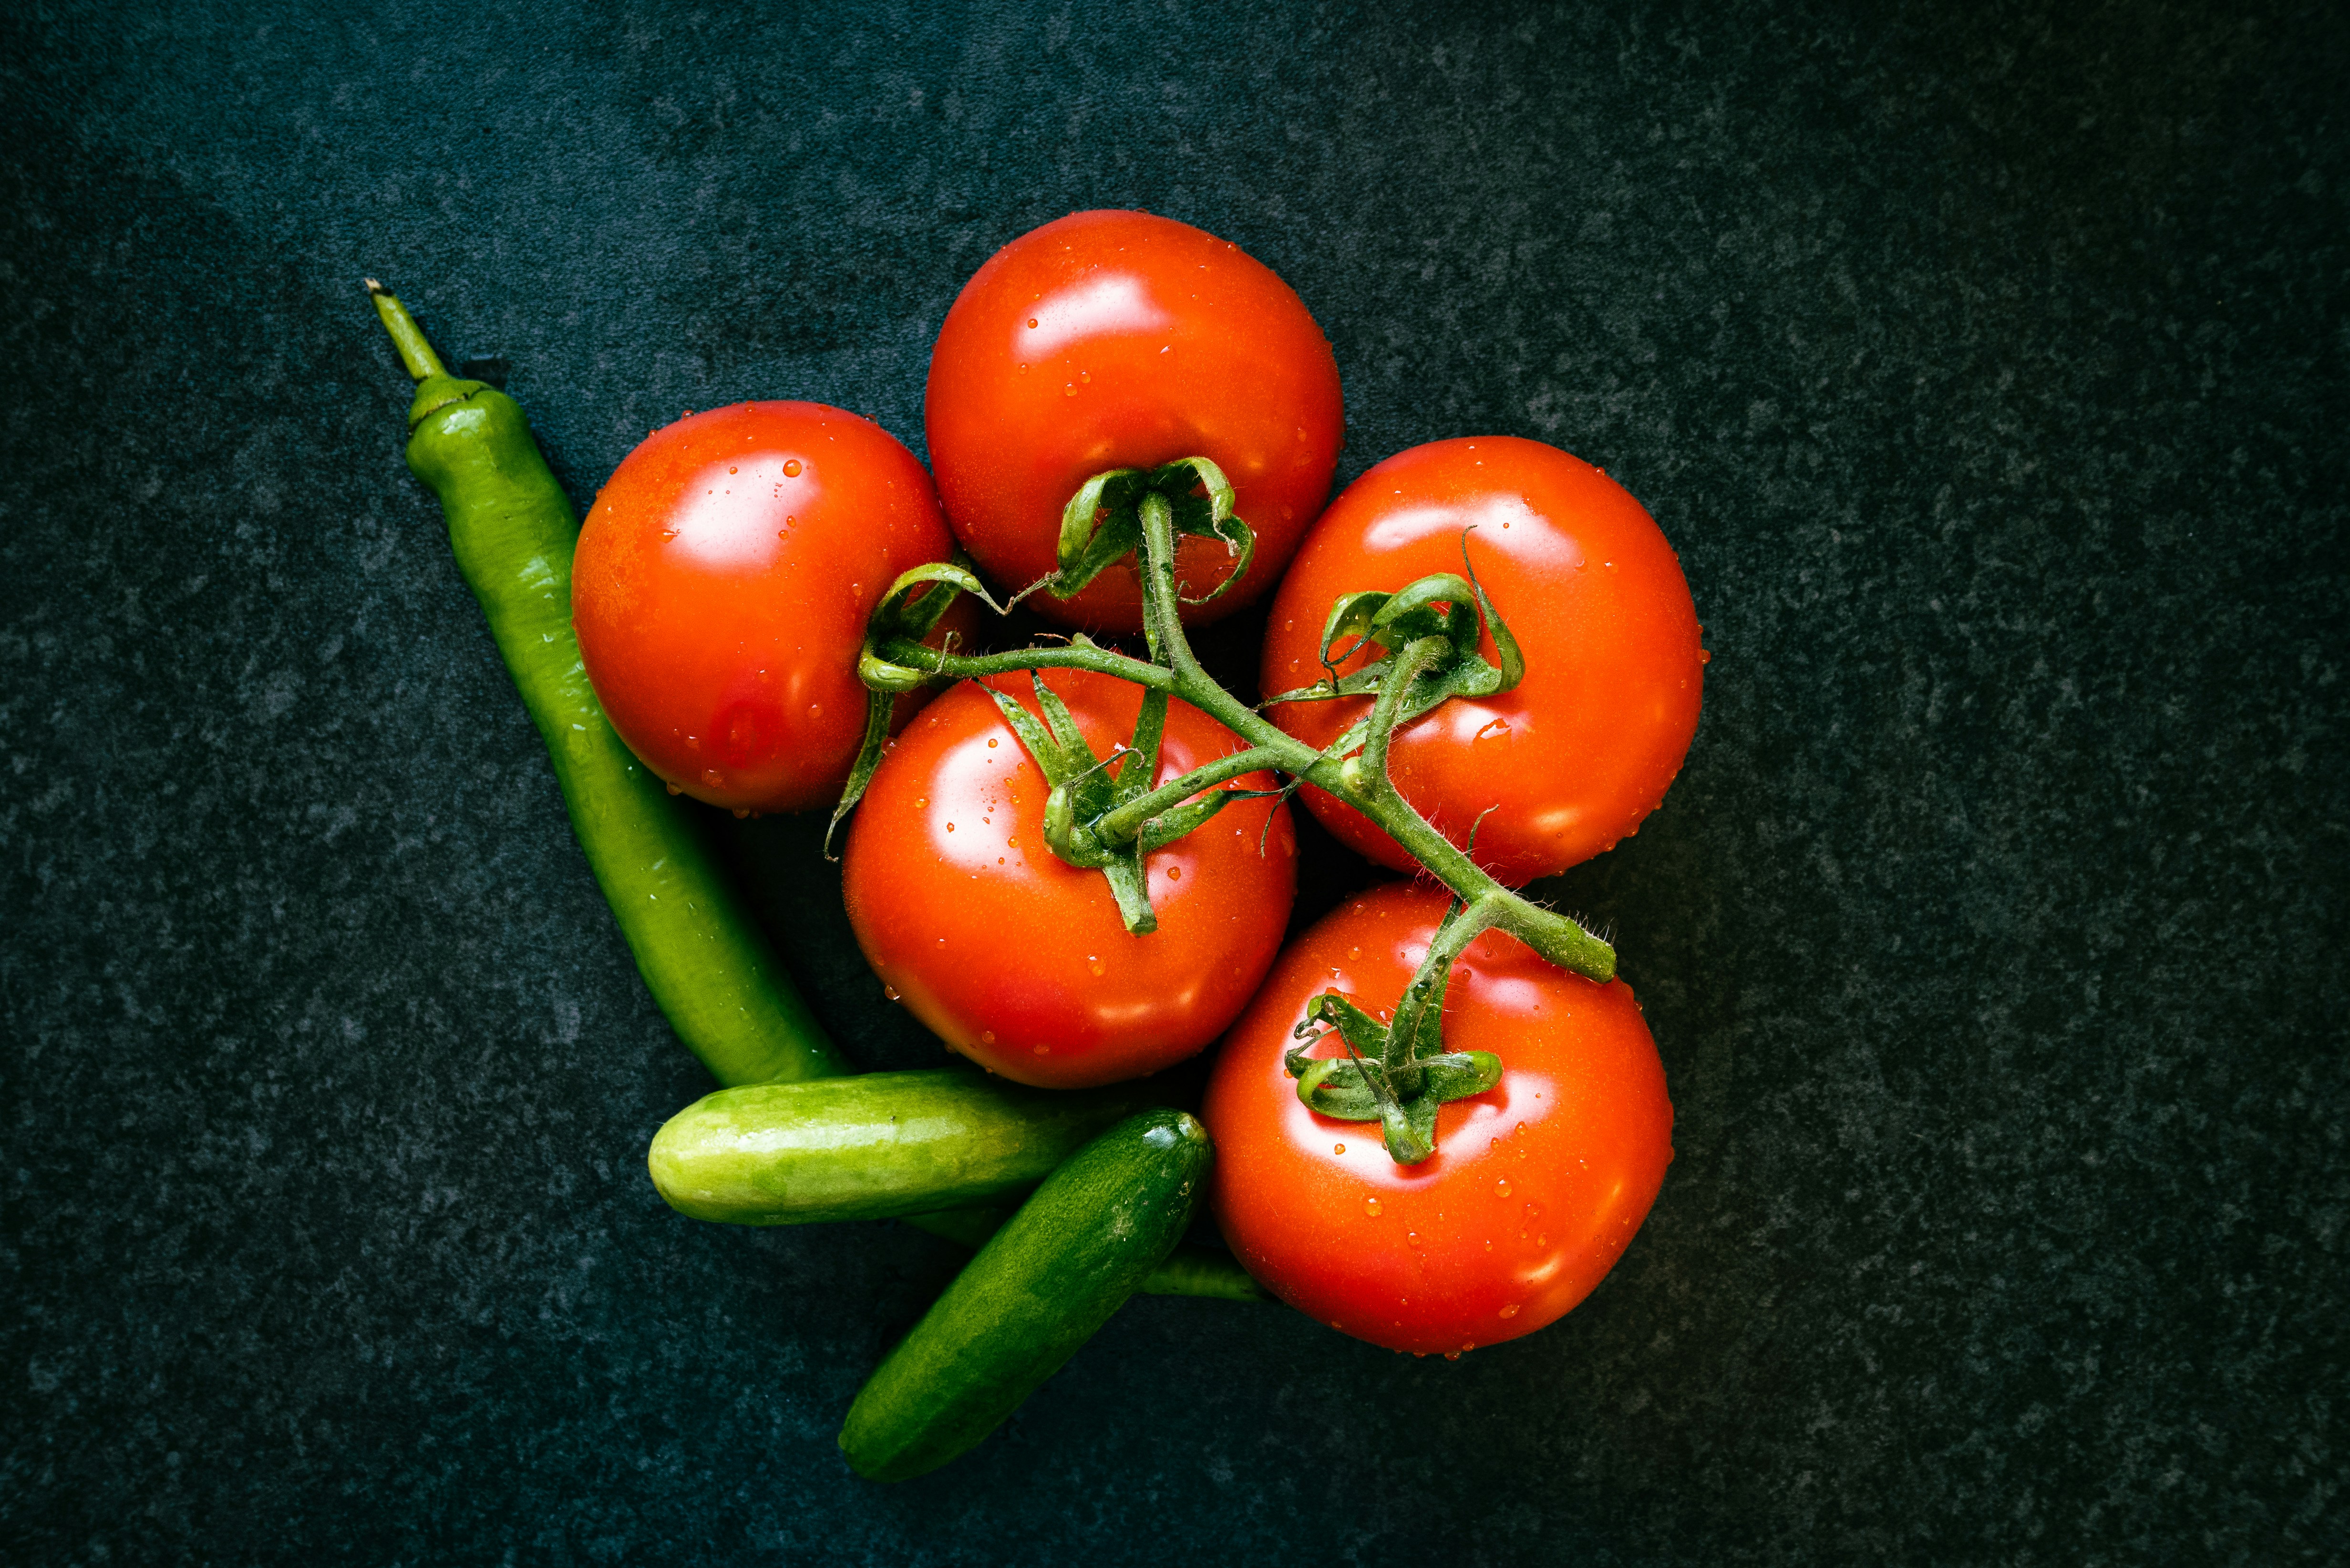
649, 1069, 1173, 1225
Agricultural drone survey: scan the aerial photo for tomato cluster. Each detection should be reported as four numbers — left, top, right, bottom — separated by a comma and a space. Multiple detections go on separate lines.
570, 210, 1699, 1356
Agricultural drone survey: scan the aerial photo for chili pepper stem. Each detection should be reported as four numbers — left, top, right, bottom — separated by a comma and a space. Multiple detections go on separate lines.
364, 280, 447, 381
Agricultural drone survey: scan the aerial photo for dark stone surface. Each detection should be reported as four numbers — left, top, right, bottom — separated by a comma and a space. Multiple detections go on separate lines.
3, 1, 2344, 1562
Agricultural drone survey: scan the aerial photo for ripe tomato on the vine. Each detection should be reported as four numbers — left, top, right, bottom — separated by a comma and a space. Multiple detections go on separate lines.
572, 402, 972, 814
1203, 882, 1673, 1356
926, 209, 1344, 632
1261, 436, 1703, 886
842, 670, 1297, 1089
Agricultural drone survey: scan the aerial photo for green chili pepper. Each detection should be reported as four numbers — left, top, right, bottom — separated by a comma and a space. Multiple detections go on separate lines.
369, 282, 845, 1088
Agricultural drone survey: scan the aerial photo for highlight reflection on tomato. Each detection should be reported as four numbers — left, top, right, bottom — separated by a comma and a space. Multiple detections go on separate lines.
925, 209, 1344, 631
1262, 436, 1703, 885
842, 670, 1297, 1089
1204, 882, 1674, 1355
572, 402, 970, 814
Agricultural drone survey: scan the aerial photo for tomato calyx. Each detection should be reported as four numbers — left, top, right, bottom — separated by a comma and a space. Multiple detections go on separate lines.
1049, 457, 1256, 611
1284, 895, 1508, 1165
1259, 536, 1524, 806
984, 673, 1254, 936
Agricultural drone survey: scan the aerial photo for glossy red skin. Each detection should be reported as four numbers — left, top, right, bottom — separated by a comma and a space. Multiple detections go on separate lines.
573, 402, 970, 814
1204, 882, 1673, 1355
1261, 437, 1704, 886
925, 210, 1344, 632
843, 670, 1298, 1088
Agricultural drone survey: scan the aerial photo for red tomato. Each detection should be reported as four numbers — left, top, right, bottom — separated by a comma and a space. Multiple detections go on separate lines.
842, 670, 1298, 1088
925, 210, 1344, 632
1204, 882, 1673, 1355
1260, 437, 1703, 886
573, 402, 971, 814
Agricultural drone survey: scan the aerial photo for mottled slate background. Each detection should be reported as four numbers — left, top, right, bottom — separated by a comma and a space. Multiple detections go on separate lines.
3, 1, 2344, 1563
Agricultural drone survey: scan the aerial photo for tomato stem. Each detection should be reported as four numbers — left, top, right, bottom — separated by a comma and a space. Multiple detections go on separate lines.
847, 467, 1618, 1000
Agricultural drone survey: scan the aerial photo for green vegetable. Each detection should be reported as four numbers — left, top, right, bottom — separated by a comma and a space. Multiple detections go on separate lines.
839, 1108, 1213, 1481
369, 282, 844, 1088
648, 1069, 1176, 1225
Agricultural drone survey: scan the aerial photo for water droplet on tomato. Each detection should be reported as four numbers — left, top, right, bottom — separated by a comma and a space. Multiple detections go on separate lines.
1026, 317, 1038, 328
883, 985, 900, 1002
783, 459, 802, 477
808, 704, 822, 719
732, 806, 750, 819
1444, 1351, 1460, 1361
979, 1030, 996, 1046
946, 822, 955, 832
988, 738, 998, 748
1495, 1178, 1512, 1197
701, 768, 722, 786
1498, 1304, 1520, 1319
1032, 1043, 1050, 1055
1333, 1142, 1345, 1155
1166, 866, 1181, 881
1474, 718, 1510, 743
1064, 384, 1078, 397
1088, 957, 1105, 976
1079, 371, 1091, 383
1699, 649, 1712, 664
665, 782, 682, 795
1364, 1197, 1382, 1217
660, 529, 677, 540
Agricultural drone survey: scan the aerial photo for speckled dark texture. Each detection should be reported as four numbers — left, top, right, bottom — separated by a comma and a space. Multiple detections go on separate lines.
3, 1, 2344, 1562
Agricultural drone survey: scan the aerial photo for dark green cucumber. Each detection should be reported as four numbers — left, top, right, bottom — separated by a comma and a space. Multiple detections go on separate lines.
839, 1108, 1212, 1481
648, 1069, 1175, 1225
371, 284, 844, 1090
